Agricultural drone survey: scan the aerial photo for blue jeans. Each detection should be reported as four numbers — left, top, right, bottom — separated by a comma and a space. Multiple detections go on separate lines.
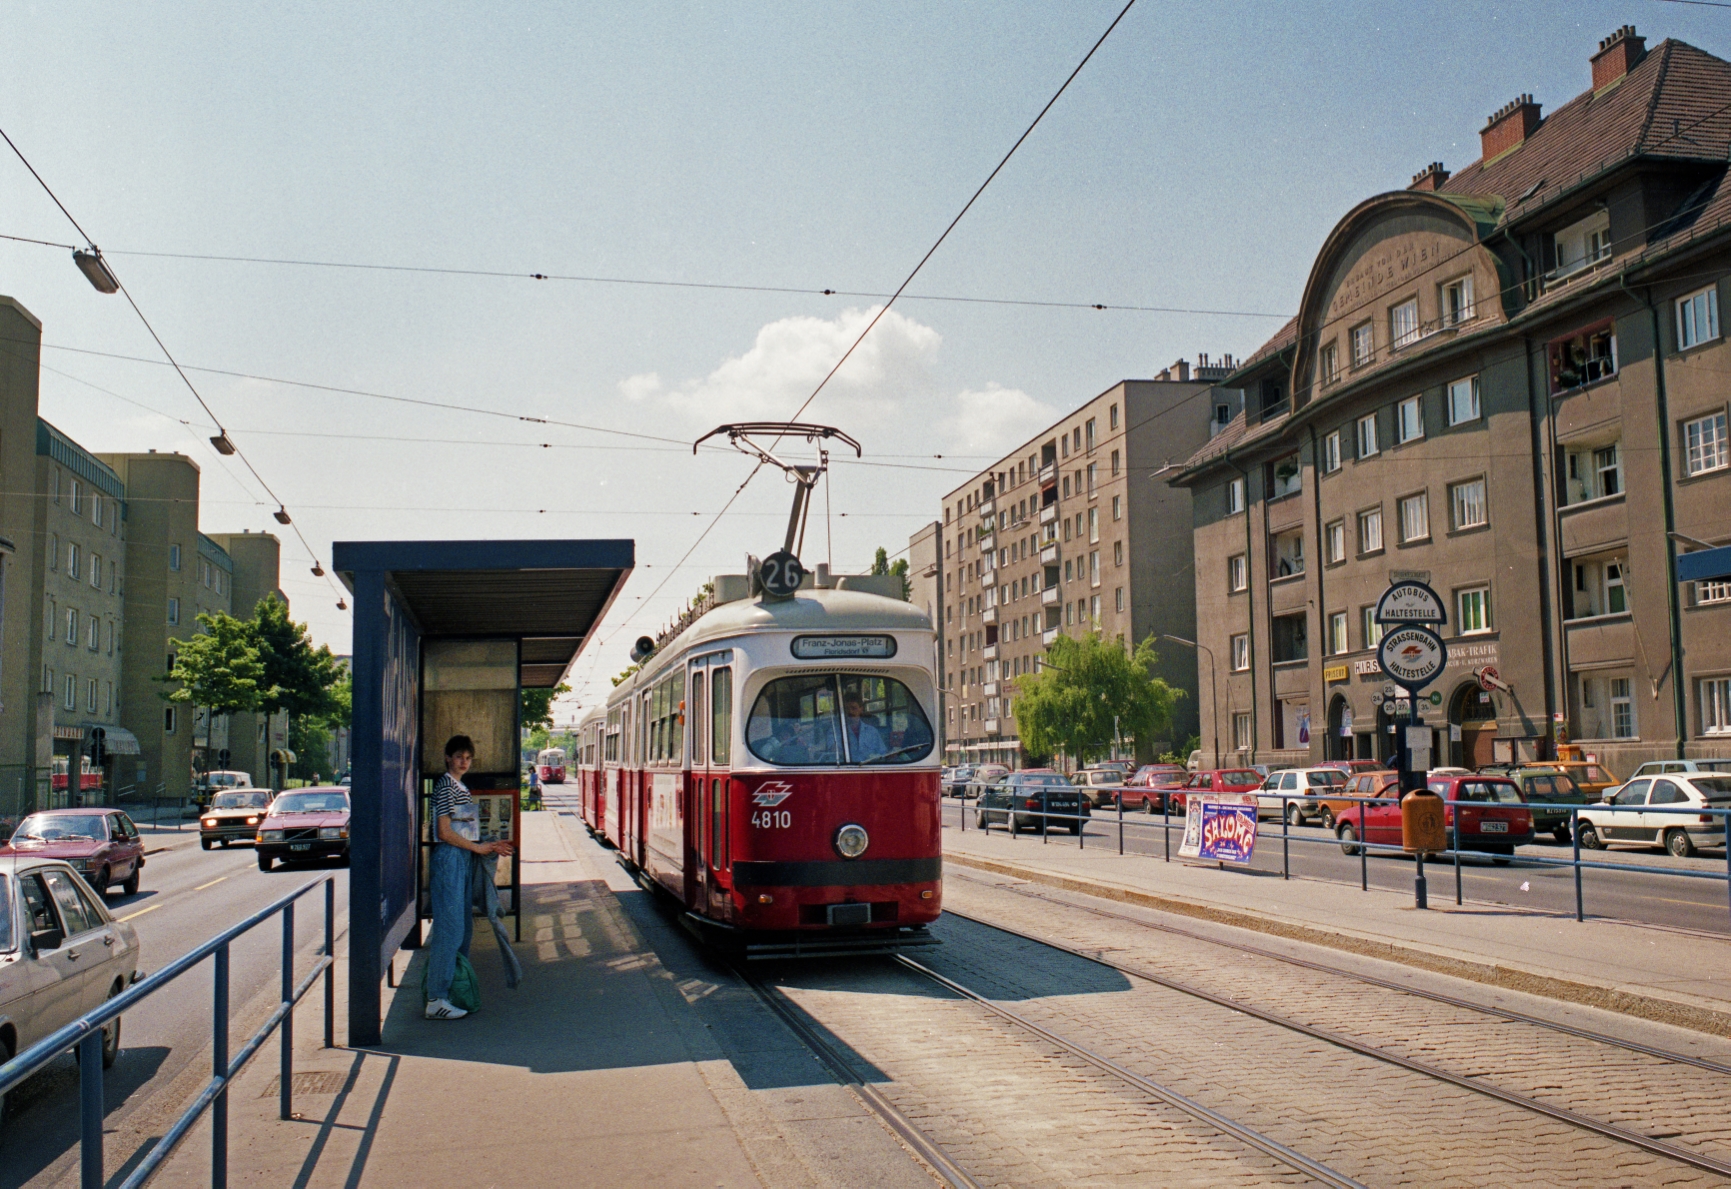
426, 843, 474, 1003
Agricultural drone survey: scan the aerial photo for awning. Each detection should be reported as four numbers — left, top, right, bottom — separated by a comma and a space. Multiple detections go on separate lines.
84, 724, 142, 755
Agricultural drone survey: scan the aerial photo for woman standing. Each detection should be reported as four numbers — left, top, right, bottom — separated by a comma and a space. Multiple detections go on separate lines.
426, 734, 514, 1020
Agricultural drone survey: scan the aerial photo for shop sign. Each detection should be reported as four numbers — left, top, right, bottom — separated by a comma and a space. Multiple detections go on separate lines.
1178, 793, 1258, 865
1323, 663, 1349, 683
1374, 580, 1448, 625
1377, 624, 1448, 688
1353, 658, 1381, 675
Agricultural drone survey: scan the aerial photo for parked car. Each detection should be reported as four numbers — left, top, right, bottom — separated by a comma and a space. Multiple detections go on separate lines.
1525, 760, 1621, 801
1316, 759, 1387, 779
199, 788, 274, 849
255, 787, 351, 871
1320, 771, 1398, 829
1073, 767, 1129, 809
1169, 768, 1263, 812
963, 765, 1009, 800
194, 769, 255, 809
975, 770, 1090, 835
1121, 764, 1187, 811
1257, 767, 1349, 825
1509, 768, 1590, 843
1090, 760, 1137, 778
5, 809, 145, 897
1335, 774, 1534, 859
943, 766, 979, 798
1576, 774, 1731, 856
0, 854, 140, 1113
1627, 759, 1731, 780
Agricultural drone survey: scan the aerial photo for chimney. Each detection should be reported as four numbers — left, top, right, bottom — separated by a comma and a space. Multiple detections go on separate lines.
1591, 25, 1646, 91
1408, 162, 1450, 192
1480, 94, 1542, 161
1172, 359, 1190, 382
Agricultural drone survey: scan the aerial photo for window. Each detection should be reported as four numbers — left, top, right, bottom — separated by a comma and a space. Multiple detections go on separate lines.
1358, 507, 1384, 554
1086, 463, 1097, 494
1089, 594, 1100, 622
1115, 587, 1125, 613
1269, 453, 1301, 499
1704, 677, 1731, 735
87, 614, 98, 651
1226, 477, 1245, 514
1110, 449, 1120, 476
1594, 444, 1622, 496
1272, 612, 1307, 663
1678, 285, 1720, 350
1447, 375, 1480, 425
86, 678, 98, 713
1553, 209, 1611, 280
1604, 561, 1627, 614
1549, 324, 1617, 391
65, 607, 77, 644
92, 497, 102, 528
1611, 677, 1635, 738
167, 597, 180, 626
48, 533, 57, 570
67, 542, 80, 580
1350, 322, 1374, 368
1398, 492, 1430, 543
165, 707, 177, 734
1085, 418, 1096, 452
46, 597, 55, 641
1457, 587, 1490, 634
1230, 634, 1249, 671
89, 553, 101, 588
1390, 298, 1419, 349
1111, 494, 1121, 521
1228, 554, 1247, 592
1319, 342, 1339, 386
169, 544, 181, 571
69, 479, 81, 515
1088, 507, 1099, 543
1685, 412, 1728, 476
1357, 413, 1379, 458
1396, 396, 1423, 443
744, 674, 934, 767
1113, 541, 1124, 567
1442, 274, 1475, 326
1061, 476, 1070, 498
1089, 551, 1100, 586
63, 673, 76, 711
1322, 430, 1341, 473
1698, 575, 1731, 605
1110, 404, 1119, 430
43, 665, 52, 694
1232, 712, 1252, 750
1450, 479, 1487, 530
1328, 611, 1348, 655
1325, 519, 1346, 564
1272, 529, 1304, 578
1362, 606, 1385, 649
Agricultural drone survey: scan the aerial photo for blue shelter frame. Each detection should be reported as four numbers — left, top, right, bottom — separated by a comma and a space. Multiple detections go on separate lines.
335, 539, 633, 1044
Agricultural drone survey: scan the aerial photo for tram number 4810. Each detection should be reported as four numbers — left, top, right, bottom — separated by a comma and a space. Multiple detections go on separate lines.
752, 810, 792, 829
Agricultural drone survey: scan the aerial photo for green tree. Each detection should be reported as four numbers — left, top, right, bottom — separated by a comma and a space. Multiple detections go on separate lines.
163, 612, 265, 714
251, 596, 344, 720
1014, 632, 1181, 764
870, 546, 911, 600
521, 682, 571, 732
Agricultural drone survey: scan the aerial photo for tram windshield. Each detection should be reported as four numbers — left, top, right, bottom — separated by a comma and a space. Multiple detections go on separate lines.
747, 674, 933, 766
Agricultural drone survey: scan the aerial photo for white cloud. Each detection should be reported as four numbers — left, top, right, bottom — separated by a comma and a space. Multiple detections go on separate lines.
936, 383, 1060, 456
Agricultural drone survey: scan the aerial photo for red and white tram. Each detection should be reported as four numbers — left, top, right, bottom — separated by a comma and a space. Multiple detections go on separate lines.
575, 577, 942, 955
535, 747, 567, 785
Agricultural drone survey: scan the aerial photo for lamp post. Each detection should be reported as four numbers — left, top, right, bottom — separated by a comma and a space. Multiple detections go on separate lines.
1160, 634, 1219, 770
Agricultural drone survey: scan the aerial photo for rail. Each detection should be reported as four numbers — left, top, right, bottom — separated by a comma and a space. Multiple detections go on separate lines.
0, 874, 338, 1189
953, 787, 1731, 926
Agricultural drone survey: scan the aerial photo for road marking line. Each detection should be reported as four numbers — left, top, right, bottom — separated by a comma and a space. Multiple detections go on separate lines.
195, 877, 228, 891
118, 904, 161, 922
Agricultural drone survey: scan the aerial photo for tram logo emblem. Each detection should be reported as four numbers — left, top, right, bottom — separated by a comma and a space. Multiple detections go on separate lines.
752, 782, 795, 807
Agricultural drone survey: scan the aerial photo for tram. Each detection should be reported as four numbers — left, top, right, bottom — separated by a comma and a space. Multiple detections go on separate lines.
574, 423, 942, 956
535, 747, 567, 785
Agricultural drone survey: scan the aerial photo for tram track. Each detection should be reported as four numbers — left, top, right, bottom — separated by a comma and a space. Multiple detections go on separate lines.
939, 878, 1731, 1182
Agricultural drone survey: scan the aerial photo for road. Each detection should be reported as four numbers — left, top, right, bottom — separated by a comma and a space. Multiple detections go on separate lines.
2, 823, 347, 1189
940, 797, 1731, 935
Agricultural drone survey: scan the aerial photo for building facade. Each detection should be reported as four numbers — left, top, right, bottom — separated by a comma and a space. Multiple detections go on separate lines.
940, 364, 1236, 766
904, 521, 947, 757
0, 297, 47, 820
1175, 26, 1731, 775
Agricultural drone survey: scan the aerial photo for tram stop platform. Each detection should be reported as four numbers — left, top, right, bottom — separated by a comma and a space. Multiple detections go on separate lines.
939, 818, 1731, 1037
147, 808, 939, 1188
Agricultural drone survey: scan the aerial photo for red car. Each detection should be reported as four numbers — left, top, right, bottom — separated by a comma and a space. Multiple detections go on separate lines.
1168, 768, 1264, 812
5, 808, 145, 897
1334, 774, 1534, 860
1122, 764, 1188, 812
255, 787, 351, 871
1318, 759, 1388, 777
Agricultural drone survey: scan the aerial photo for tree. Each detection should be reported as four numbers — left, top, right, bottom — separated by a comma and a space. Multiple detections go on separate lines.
521, 682, 571, 733
1014, 632, 1182, 764
871, 546, 911, 600
251, 596, 344, 721
164, 612, 265, 715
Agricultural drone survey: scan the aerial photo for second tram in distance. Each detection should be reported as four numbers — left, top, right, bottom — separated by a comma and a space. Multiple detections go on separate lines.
575, 573, 941, 955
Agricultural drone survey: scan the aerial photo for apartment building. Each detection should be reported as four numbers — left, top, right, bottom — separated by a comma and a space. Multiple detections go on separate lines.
210, 530, 292, 780
904, 521, 948, 755
939, 363, 1235, 766
0, 297, 47, 819
1173, 26, 1731, 775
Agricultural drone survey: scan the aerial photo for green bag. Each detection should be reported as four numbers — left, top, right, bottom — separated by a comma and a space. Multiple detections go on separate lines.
424, 952, 482, 1014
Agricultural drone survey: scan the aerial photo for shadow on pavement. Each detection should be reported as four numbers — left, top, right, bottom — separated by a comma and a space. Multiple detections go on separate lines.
0, 1045, 170, 1189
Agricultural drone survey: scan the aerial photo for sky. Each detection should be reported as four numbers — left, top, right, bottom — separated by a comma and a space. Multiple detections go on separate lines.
2, 1, 1721, 722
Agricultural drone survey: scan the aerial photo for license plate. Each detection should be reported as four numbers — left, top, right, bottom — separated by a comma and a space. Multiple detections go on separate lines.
290, 843, 311, 851
1481, 821, 1508, 833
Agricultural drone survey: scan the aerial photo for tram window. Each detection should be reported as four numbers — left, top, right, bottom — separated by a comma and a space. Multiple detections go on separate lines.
691, 670, 707, 766
747, 674, 933, 766
711, 667, 732, 765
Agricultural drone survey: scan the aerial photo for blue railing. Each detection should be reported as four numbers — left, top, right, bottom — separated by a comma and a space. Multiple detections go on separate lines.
0, 874, 337, 1189
954, 788, 1731, 926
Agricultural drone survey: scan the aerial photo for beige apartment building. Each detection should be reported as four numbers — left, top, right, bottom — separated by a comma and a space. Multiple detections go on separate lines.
1174, 26, 1731, 776
938, 362, 1237, 766
0, 297, 49, 819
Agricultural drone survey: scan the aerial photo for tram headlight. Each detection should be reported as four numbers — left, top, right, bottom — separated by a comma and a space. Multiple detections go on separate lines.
834, 823, 869, 859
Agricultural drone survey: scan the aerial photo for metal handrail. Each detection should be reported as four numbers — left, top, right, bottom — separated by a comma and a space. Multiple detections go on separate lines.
0, 874, 338, 1189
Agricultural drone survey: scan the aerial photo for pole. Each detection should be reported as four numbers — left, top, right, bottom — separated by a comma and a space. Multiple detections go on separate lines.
323, 878, 336, 1049
1454, 803, 1463, 905
1573, 807, 1584, 922
280, 903, 294, 1121
79, 1032, 103, 1189
213, 943, 229, 1189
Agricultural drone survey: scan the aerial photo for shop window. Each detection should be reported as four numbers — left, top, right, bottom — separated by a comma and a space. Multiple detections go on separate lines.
1549, 323, 1617, 392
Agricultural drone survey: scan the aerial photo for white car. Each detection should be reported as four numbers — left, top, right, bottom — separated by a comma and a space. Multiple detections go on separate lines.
0, 855, 141, 1121
1257, 767, 1350, 824
1577, 773, 1731, 857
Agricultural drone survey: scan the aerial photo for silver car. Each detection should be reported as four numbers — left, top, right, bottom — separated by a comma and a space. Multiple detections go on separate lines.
1257, 767, 1350, 824
1, 855, 141, 1121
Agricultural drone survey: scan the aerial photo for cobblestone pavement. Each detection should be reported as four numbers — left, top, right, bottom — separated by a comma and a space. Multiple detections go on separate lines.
930, 869, 1731, 1187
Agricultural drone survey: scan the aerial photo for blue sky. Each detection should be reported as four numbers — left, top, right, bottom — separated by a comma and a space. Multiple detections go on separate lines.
2, 2, 1719, 716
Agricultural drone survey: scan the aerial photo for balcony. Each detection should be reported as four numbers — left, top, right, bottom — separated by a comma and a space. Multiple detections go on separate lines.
1039, 543, 1060, 566
1041, 587, 1059, 607
983, 643, 998, 660
982, 681, 1000, 697
979, 498, 995, 519
982, 607, 998, 626
984, 719, 1001, 737
1042, 627, 1060, 646
1039, 461, 1057, 486
1039, 503, 1058, 526
978, 529, 995, 553
1559, 492, 1628, 559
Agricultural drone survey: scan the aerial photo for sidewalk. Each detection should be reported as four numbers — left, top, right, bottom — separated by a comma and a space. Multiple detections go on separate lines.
149, 811, 933, 1188
942, 823, 1731, 1036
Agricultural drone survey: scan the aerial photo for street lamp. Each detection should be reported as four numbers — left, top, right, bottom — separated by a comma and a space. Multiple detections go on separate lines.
1160, 634, 1219, 770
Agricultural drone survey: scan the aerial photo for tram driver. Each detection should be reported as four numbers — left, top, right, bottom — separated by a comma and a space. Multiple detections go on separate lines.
842, 691, 888, 762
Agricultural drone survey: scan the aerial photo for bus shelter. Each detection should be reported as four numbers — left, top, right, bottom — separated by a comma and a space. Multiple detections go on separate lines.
334, 538, 633, 1045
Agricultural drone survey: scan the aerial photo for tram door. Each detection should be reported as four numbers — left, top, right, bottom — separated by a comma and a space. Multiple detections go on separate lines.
686, 659, 707, 908
706, 665, 734, 918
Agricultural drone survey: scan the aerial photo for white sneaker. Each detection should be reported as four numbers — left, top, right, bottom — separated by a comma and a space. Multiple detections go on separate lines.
425, 998, 468, 1020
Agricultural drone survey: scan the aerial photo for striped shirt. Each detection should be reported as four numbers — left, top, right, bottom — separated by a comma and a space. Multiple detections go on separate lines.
432, 774, 473, 844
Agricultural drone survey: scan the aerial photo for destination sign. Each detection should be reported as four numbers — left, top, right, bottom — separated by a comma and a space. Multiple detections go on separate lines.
790, 634, 898, 660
